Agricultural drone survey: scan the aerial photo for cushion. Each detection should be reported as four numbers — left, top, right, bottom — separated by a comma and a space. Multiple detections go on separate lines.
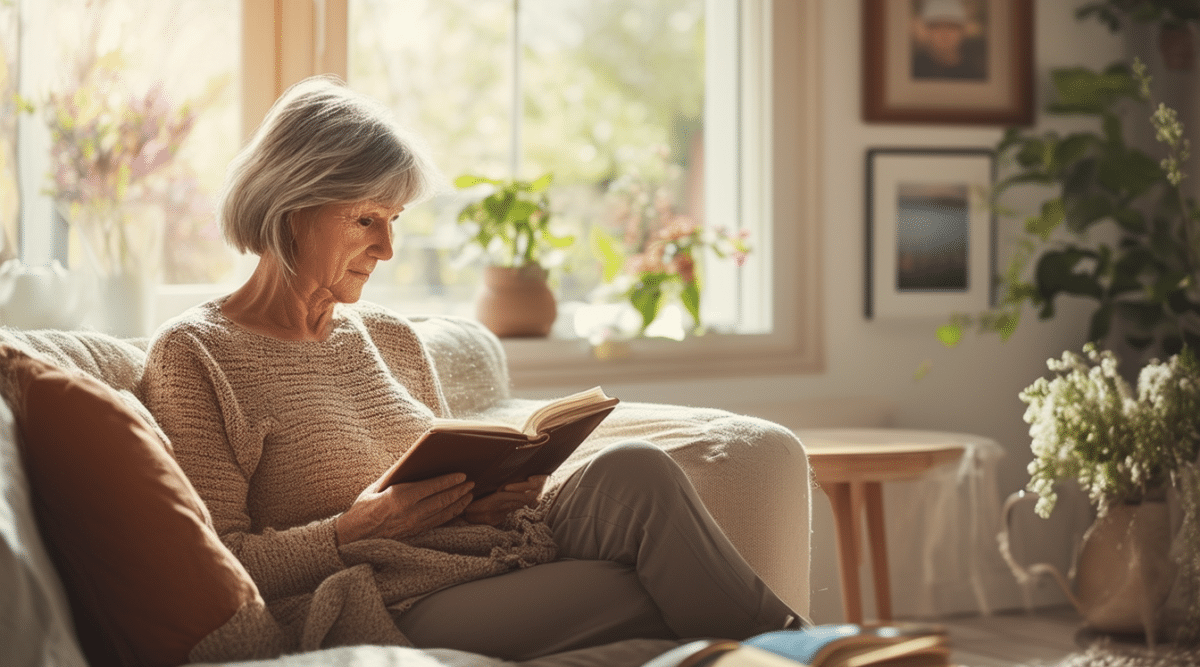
0, 327, 147, 395
0, 345, 262, 667
0, 398, 89, 667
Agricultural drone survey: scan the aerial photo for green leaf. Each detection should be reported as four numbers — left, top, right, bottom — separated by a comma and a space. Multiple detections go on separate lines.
1047, 66, 1138, 115
1065, 194, 1113, 232
995, 171, 1056, 196
1087, 302, 1113, 343
590, 227, 626, 283
1035, 248, 1104, 306
681, 281, 701, 327
1116, 301, 1166, 332
454, 174, 496, 188
1074, 3, 1122, 31
1015, 138, 1047, 168
1126, 334, 1155, 351
1101, 112, 1123, 146
996, 127, 1026, 155
1026, 199, 1065, 240
936, 322, 964, 347
527, 172, 554, 193
1112, 208, 1147, 234
507, 200, 538, 224
630, 274, 669, 330
542, 231, 575, 249
1097, 145, 1163, 198
994, 312, 1020, 341
483, 191, 514, 226
1051, 133, 1096, 172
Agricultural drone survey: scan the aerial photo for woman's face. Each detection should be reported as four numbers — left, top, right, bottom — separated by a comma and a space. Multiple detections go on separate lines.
290, 200, 401, 303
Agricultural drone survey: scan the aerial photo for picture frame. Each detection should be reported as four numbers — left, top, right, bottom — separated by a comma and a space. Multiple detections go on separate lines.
865, 148, 995, 319
862, 0, 1034, 125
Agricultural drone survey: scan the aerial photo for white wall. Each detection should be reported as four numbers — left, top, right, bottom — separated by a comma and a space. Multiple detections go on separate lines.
515, 0, 1135, 624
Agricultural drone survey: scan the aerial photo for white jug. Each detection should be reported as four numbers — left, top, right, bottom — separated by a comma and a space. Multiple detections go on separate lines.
0, 259, 92, 330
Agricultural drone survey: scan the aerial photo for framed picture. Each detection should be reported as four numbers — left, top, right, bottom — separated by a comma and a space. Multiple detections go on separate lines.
865, 148, 995, 319
863, 0, 1034, 125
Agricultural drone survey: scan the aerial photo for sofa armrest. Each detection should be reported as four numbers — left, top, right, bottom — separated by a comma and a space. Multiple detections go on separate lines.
475, 398, 812, 619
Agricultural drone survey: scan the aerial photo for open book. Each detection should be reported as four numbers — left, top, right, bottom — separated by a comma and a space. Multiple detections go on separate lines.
666, 623, 950, 667
381, 387, 620, 497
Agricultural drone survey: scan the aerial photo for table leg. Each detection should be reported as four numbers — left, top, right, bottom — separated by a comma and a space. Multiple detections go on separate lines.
863, 481, 892, 622
824, 482, 863, 624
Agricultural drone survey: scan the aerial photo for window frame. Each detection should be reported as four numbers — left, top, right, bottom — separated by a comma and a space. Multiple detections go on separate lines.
249, 0, 825, 386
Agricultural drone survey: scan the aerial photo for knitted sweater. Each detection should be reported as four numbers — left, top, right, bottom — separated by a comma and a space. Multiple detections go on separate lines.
141, 298, 557, 653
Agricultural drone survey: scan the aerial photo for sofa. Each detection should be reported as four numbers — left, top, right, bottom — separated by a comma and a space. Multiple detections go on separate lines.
0, 314, 811, 667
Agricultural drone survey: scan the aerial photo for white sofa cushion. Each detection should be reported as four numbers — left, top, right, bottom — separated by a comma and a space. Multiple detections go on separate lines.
0, 399, 89, 667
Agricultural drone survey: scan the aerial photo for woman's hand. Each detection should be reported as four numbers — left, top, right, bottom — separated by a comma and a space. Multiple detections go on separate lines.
462, 475, 549, 526
336, 473, 475, 545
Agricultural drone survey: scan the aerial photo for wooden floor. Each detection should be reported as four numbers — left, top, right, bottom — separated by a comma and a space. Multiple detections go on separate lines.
937, 606, 1085, 667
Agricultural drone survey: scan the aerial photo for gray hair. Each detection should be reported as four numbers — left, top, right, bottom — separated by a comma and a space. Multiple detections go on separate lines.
218, 75, 443, 273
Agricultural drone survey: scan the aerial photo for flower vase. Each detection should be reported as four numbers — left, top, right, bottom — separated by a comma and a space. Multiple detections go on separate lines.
65, 201, 164, 339
1074, 501, 1176, 641
475, 264, 557, 338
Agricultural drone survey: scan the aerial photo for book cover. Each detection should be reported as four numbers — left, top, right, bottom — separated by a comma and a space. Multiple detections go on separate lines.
381, 387, 619, 497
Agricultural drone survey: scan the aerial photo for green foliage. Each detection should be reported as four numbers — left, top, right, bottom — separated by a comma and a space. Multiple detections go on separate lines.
453, 172, 575, 269
1075, 0, 1200, 31
942, 59, 1200, 358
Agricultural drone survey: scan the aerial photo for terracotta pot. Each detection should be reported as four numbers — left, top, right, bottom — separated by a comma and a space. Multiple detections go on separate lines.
1159, 24, 1195, 71
475, 264, 557, 338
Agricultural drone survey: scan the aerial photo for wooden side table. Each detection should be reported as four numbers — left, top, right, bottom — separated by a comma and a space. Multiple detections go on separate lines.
795, 428, 971, 624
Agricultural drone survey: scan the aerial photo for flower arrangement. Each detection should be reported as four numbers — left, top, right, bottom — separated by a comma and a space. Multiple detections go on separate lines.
592, 151, 750, 335
1020, 343, 1200, 519
28, 51, 199, 276
1020, 343, 1200, 642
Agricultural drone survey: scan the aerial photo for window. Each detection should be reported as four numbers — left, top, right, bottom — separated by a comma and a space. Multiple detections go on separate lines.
346, 0, 760, 339
7, 0, 822, 383
6, 0, 240, 285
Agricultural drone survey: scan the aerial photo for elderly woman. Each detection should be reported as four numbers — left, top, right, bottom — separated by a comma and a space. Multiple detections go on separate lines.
143, 76, 799, 661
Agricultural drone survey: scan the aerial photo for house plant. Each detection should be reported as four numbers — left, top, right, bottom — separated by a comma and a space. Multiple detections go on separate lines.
1005, 343, 1200, 644
453, 172, 574, 337
589, 155, 750, 340
937, 58, 1198, 371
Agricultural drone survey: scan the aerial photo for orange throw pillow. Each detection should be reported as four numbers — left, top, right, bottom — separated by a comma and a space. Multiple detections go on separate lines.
2, 346, 261, 667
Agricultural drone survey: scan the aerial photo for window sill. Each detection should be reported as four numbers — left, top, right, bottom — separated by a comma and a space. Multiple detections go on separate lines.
501, 328, 822, 388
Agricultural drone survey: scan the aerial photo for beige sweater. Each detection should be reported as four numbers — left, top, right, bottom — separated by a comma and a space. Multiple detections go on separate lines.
142, 298, 557, 655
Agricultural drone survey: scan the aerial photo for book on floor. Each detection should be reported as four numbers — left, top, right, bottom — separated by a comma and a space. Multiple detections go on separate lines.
649, 623, 951, 667
380, 386, 619, 497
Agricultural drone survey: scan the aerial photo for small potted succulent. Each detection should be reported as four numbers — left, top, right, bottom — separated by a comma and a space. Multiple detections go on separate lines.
453, 172, 574, 337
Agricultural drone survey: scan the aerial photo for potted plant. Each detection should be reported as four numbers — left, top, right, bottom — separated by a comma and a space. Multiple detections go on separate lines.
453, 172, 574, 337
937, 58, 1198, 373
587, 154, 751, 341
1002, 343, 1200, 644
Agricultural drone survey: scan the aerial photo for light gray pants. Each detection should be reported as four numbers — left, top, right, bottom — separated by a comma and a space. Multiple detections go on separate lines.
394, 442, 796, 660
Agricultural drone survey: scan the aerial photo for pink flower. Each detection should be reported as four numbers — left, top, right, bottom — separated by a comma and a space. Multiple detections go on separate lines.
671, 252, 696, 284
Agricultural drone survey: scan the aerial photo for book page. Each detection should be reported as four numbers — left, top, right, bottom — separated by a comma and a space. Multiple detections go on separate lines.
425, 420, 525, 438
521, 386, 618, 435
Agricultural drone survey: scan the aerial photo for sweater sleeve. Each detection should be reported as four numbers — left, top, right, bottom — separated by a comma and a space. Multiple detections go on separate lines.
142, 327, 345, 601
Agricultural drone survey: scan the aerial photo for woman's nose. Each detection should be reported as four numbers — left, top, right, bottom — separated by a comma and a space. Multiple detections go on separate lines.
372, 220, 395, 261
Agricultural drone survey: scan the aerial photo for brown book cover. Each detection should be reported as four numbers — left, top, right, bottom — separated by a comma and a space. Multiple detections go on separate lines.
381, 387, 619, 497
